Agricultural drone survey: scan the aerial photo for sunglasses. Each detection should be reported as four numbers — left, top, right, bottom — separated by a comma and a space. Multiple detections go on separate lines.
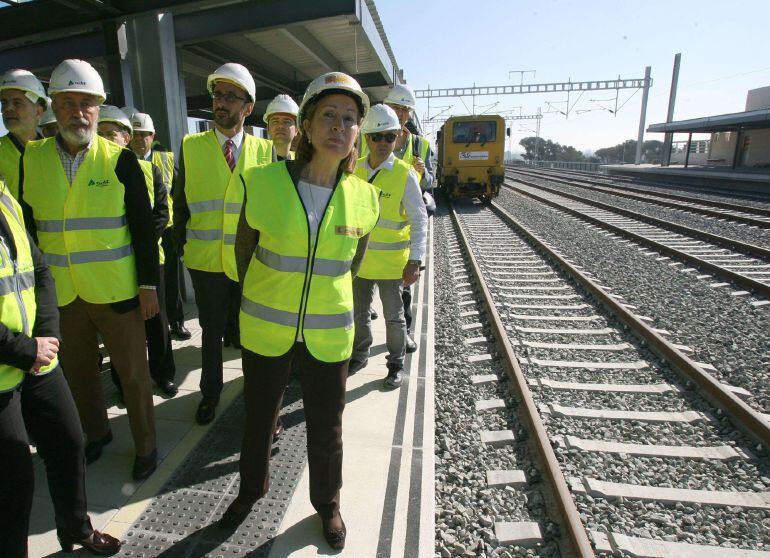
369, 132, 397, 143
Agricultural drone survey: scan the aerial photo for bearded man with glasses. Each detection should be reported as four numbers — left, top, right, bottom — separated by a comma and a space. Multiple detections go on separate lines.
173, 63, 274, 425
348, 104, 427, 388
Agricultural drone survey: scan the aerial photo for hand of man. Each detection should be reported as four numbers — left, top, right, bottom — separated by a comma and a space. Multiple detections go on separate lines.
402, 263, 421, 287
412, 156, 426, 176
31, 337, 60, 374
139, 288, 160, 320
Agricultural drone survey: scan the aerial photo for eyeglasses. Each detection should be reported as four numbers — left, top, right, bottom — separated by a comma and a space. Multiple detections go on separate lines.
211, 91, 249, 104
369, 132, 397, 143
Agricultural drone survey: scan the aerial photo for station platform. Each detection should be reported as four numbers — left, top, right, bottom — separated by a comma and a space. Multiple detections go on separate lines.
28, 224, 435, 557
601, 163, 770, 194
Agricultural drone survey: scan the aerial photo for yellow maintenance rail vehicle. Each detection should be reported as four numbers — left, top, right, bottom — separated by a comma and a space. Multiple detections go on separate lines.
437, 115, 508, 200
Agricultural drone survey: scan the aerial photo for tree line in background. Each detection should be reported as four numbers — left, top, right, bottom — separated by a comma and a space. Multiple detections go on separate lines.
518, 137, 664, 164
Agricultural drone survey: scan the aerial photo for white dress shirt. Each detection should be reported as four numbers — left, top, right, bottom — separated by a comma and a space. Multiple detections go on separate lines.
215, 128, 245, 164
358, 152, 428, 262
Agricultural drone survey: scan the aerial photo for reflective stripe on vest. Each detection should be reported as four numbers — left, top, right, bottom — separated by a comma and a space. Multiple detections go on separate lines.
0, 135, 22, 201
138, 159, 165, 265
239, 161, 380, 362
150, 150, 174, 228
0, 185, 57, 392
22, 136, 139, 306
182, 131, 273, 279
354, 157, 411, 280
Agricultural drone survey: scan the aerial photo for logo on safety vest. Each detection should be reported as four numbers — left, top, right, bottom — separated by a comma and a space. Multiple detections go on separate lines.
88, 178, 110, 187
335, 225, 362, 238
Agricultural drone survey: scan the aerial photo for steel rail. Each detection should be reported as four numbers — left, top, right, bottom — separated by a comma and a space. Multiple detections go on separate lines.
505, 176, 770, 261
504, 180, 770, 298
448, 203, 597, 558
511, 168, 770, 227
485, 198, 770, 448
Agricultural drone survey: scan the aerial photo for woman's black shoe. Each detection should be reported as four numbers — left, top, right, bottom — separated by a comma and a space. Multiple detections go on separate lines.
169, 324, 192, 340
219, 499, 253, 529
58, 529, 122, 555
321, 514, 346, 550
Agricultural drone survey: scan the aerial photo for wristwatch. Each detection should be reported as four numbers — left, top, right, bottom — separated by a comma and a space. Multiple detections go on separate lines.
407, 259, 422, 266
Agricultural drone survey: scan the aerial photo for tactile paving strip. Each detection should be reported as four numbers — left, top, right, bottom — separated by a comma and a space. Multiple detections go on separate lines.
118, 383, 306, 557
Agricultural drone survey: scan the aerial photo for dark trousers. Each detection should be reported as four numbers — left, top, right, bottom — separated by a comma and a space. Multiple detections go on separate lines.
161, 228, 185, 327
225, 280, 240, 342
238, 344, 348, 519
402, 285, 413, 333
189, 269, 237, 402
0, 367, 92, 558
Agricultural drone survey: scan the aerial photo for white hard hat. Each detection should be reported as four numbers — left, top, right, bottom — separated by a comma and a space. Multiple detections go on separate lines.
297, 72, 369, 130
385, 83, 417, 110
361, 103, 400, 134
39, 106, 57, 126
263, 94, 299, 123
131, 112, 155, 133
98, 105, 132, 133
0, 69, 48, 107
48, 59, 106, 104
121, 106, 140, 120
207, 63, 256, 102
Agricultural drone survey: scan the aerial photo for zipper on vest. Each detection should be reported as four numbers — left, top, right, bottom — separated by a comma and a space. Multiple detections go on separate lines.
293, 178, 339, 343
0, 236, 29, 336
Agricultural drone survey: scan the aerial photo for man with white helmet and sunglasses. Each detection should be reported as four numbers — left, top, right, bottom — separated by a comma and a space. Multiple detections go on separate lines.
264, 93, 299, 161
349, 104, 428, 389
0, 69, 49, 201
20, 59, 160, 482
129, 111, 191, 342
173, 62, 274, 425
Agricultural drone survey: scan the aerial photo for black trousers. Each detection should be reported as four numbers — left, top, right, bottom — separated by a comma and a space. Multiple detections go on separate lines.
238, 344, 348, 519
189, 269, 238, 402
402, 285, 413, 333
0, 367, 92, 558
161, 228, 185, 328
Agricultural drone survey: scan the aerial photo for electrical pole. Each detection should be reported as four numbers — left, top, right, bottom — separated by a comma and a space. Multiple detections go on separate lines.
635, 65, 652, 164
661, 53, 681, 166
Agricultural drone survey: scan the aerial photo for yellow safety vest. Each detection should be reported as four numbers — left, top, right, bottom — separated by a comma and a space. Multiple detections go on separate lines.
151, 150, 174, 228
360, 132, 430, 175
354, 157, 411, 280
239, 162, 379, 362
0, 182, 57, 392
0, 135, 21, 201
22, 136, 139, 306
138, 159, 165, 266
182, 131, 272, 280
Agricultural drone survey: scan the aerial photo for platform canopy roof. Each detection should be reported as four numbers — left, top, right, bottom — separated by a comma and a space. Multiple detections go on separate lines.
0, 0, 401, 123
647, 108, 770, 134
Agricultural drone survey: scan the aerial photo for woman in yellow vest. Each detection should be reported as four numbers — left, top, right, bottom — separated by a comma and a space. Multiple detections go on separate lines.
220, 73, 380, 550
0, 181, 121, 556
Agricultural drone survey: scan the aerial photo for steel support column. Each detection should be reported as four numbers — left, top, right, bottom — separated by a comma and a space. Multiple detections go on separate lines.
123, 12, 186, 155
634, 65, 651, 164
661, 53, 681, 167
684, 132, 692, 168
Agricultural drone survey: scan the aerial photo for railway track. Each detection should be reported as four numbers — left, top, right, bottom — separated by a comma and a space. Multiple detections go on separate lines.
512, 166, 770, 223
501, 177, 770, 300
441, 199, 770, 557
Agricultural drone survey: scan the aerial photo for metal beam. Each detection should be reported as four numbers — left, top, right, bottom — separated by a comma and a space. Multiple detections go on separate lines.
279, 25, 340, 72
0, 32, 105, 74
174, 0, 357, 43
354, 0, 393, 82
634, 66, 652, 164
415, 78, 652, 99
428, 113, 543, 125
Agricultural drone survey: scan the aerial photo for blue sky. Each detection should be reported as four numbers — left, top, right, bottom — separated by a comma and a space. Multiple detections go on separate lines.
376, 0, 770, 153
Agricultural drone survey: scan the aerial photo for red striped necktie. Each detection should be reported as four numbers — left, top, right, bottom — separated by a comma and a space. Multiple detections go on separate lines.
223, 139, 236, 171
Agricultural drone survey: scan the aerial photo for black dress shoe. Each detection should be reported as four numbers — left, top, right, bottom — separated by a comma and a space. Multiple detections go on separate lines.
132, 449, 157, 480
218, 498, 253, 530
347, 358, 368, 376
155, 379, 178, 397
59, 529, 122, 555
321, 514, 346, 550
85, 430, 113, 465
195, 398, 218, 425
223, 335, 241, 349
405, 333, 417, 353
169, 324, 191, 340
